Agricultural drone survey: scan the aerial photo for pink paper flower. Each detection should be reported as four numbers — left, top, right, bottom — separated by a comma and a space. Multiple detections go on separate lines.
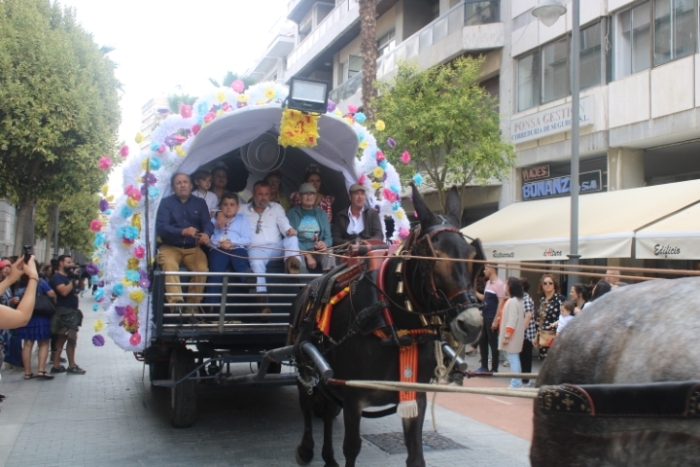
99, 157, 112, 170
358, 173, 366, 184
399, 227, 410, 239
231, 79, 245, 93
119, 145, 129, 158
180, 104, 193, 118
129, 332, 141, 346
133, 246, 145, 259
347, 105, 358, 114
401, 151, 411, 163
192, 124, 201, 135
376, 150, 385, 162
204, 112, 216, 123
89, 219, 103, 233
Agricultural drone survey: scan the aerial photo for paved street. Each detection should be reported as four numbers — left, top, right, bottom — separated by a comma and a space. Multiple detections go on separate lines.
0, 295, 533, 467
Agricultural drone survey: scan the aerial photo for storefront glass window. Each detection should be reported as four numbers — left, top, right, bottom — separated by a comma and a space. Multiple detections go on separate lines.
516, 52, 538, 112
542, 38, 568, 103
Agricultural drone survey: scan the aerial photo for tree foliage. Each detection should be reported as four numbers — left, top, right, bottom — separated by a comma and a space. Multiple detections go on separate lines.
0, 0, 121, 253
208, 71, 256, 89
35, 192, 100, 256
167, 93, 197, 114
375, 57, 515, 207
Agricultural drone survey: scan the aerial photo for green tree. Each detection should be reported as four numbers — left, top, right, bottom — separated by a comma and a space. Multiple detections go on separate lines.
359, 0, 378, 121
208, 71, 256, 89
35, 191, 101, 257
0, 0, 121, 255
375, 57, 515, 208
167, 93, 197, 114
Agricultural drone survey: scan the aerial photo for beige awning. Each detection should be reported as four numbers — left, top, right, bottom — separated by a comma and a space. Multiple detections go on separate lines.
461, 179, 700, 262
636, 201, 700, 259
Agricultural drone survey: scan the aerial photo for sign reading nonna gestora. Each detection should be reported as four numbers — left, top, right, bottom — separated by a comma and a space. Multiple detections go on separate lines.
522, 165, 550, 182
511, 96, 594, 144
523, 170, 603, 200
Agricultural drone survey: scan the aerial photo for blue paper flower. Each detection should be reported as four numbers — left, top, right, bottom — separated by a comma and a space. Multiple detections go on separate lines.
112, 283, 124, 296
148, 186, 160, 199
149, 158, 162, 171
379, 160, 388, 170
412, 173, 424, 186
121, 205, 133, 218
94, 288, 105, 301
354, 112, 367, 123
392, 202, 401, 211
197, 101, 209, 115
104, 209, 112, 215
93, 233, 105, 248
150, 141, 160, 151
92, 304, 98, 312
125, 270, 140, 283
91, 275, 99, 283
390, 184, 400, 194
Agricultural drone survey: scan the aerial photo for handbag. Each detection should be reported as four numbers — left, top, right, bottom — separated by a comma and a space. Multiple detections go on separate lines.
536, 300, 556, 348
33, 293, 56, 318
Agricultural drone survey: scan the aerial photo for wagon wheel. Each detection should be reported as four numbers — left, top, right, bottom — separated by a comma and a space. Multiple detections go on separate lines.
149, 358, 170, 392
169, 347, 197, 428
312, 387, 342, 419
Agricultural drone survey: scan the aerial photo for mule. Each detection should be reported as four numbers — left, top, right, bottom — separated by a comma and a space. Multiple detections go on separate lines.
532, 277, 700, 467
289, 184, 483, 467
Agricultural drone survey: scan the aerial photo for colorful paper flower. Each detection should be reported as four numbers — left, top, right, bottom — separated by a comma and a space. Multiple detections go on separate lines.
412, 173, 424, 186
149, 158, 162, 171
93, 320, 104, 332
121, 205, 134, 218
204, 112, 216, 123
197, 101, 209, 115
92, 335, 105, 347
99, 199, 109, 212
264, 87, 276, 100
135, 132, 144, 144
92, 304, 99, 311
175, 145, 186, 157
358, 173, 367, 184
119, 145, 129, 158
138, 275, 150, 289
133, 246, 145, 259
347, 105, 358, 114
90, 219, 103, 233
191, 124, 201, 136
125, 270, 140, 283
387, 137, 396, 148
379, 160, 388, 170
371, 181, 381, 190
231, 79, 245, 93
150, 141, 160, 151
112, 283, 124, 296
376, 150, 385, 162
180, 104, 193, 118
327, 100, 336, 112
86, 263, 99, 276
115, 306, 126, 317
101, 184, 109, 196
373, 167, 384, 179
127, 258, 139, 270
399, 227, 410, 239
375, 120, 386, 131
129, 290, 145, 303
148, 186, 160, 199
354, 112, 367, 123
93, 232, 105, 248
99, 157, 112, 170
94, 288, 105, 301
397, 208, 406, 220
216, 91, 226, 103
401, 151, 411, 164
129, 333, 142, 346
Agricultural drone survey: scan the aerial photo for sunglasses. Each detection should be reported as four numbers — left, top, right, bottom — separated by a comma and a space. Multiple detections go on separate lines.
543, 281, 554, 285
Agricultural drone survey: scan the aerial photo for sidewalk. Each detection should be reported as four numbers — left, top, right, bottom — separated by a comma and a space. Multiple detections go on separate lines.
0, 294, 533, 467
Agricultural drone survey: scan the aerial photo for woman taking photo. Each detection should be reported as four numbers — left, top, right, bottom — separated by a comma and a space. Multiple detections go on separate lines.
535, 273, 565, 359
499, 277, 525, 388
290, 164, 335, 222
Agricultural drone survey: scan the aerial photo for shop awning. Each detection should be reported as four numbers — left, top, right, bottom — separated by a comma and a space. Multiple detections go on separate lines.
461, 179, 700, 262
635, 202, 700, 259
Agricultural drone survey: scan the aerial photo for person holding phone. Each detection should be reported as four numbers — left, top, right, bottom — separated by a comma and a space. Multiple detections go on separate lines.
155, 172, 214, 309
0, 257, 39, 329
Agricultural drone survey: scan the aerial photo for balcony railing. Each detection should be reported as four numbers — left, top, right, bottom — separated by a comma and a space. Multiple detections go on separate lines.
287, 0, 358, 71
329, 1, 500, 103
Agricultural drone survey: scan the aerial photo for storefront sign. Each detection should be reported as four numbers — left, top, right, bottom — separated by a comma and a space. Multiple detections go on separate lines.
522, 170, 602, 200
511, 96, 594, 144
522, 165, 550, 181
653, 244, 682, 258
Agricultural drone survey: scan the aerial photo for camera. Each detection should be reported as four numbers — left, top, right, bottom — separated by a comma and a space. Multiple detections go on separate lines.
23, 245, 32, 264
65, 265, 81, 279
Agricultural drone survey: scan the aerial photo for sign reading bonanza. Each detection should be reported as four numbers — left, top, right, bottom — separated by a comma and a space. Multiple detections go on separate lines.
522, 170, 602, 200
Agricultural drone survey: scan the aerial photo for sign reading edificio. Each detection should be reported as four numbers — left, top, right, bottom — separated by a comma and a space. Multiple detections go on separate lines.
522, 170, 603, 200
511, 96, 594, 144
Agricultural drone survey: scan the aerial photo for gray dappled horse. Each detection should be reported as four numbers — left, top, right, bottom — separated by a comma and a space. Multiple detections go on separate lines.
532, 277, 700, 467
290, 184, 483, 467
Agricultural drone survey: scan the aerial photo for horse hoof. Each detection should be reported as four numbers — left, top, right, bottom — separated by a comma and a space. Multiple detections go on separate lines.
295, 447, 313, 466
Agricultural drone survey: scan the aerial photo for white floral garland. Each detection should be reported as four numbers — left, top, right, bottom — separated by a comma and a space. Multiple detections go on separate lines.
90, 81, 412, 351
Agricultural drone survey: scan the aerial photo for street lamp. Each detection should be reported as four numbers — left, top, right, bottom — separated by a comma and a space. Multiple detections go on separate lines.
533, 0, 581, 287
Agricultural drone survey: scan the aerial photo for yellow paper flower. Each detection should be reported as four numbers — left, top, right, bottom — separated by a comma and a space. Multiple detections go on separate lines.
334, 109, 343, 117
135, 132, 144, 144
344, 117, 354, 125
396, 209, 405, 220
107, 195, 114, 202
121, 277, 133, 287
101, 185, 109, 196
265, 87, 276, 100
375, 120, 386, 131
140, 158, 149, 170
359, 141, 368, 149
372, 181, 381, 190
216, 109, 224, 116
127, 258, 139, 270
237, 94, 249, 103
373, 167, 384, 179
93, 319, 104, 332
126, 197, 138, 208
131, 212, 142, 232
129, 290, 145, 303
136, 176, 143, 183
175, 145, 186, 157
216, 91, 226, 103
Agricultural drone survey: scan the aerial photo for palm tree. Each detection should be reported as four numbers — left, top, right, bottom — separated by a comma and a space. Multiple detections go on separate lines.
359, 0, 378, 121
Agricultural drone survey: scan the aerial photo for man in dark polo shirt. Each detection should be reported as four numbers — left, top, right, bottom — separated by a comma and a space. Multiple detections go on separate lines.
156, 172, 214, 307
331, 183, 383, 245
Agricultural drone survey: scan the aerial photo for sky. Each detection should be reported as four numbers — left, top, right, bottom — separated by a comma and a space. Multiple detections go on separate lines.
58, 0, 289, 191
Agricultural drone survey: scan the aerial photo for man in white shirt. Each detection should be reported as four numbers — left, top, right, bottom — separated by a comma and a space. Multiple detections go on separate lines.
243, 181, 303, 293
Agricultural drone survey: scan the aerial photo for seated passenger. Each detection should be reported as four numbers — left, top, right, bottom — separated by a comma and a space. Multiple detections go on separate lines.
264, 169, 290, 211
290, 164, 335, 222
210, 166, 228, 201
286, 183, 334, 273
243, 181, 303, 295
155, 173, 213, 308
331, 183, 383, 246
204, 192, 251, 304
191, 169, 219, 218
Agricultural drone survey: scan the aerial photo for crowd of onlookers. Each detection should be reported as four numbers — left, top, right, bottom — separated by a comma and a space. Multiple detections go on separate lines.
157, 163, 384, 317
469, 266, 623, 388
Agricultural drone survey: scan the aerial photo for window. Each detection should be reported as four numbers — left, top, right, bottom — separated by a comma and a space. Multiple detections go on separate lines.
542, 38, 568, 103
616, 2, 652, 78
653, 0, 696, 65
516, 52, 538, 112
580, 22, 603, 89
377, 30, 396, 57
345, 54, 362, 81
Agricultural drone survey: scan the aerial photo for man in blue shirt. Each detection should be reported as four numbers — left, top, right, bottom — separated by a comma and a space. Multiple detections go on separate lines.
156, 173, 214, 308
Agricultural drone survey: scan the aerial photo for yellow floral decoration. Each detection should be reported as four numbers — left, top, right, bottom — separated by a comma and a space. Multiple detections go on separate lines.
129, 290, 145, 304
278, 109, 320, 148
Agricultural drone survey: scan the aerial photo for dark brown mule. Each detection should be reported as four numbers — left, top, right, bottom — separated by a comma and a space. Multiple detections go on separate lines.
289, 184, 482, 467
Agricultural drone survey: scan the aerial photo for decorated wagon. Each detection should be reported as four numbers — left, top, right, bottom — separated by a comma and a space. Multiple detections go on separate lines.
90, 79, 417, 427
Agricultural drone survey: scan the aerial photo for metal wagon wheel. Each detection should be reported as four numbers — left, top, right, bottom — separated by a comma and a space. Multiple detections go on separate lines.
169, 346, 197, 428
